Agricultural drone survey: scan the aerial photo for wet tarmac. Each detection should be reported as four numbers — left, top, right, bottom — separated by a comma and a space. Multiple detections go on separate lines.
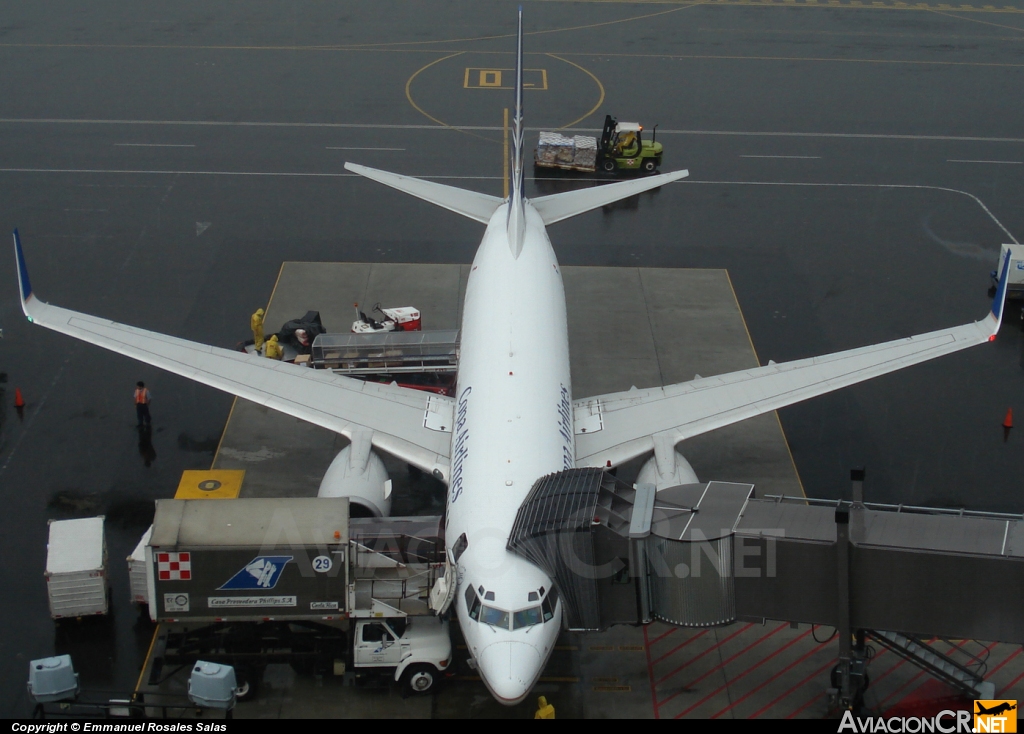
2, 0, 1024, 717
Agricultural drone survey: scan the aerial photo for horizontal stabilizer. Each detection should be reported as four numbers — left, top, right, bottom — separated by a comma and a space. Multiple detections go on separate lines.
531, 168, 690, 225
345, 163, 503, 224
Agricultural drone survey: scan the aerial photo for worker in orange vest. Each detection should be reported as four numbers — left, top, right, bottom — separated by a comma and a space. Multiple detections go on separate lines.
134, 381, 152, 428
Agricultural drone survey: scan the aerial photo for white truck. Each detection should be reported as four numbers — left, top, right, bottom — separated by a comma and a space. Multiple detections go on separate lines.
132, 499, 454, 698
45, 516, 108, 619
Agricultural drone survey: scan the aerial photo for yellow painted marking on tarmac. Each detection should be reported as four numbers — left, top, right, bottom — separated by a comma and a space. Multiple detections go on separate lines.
545, 54, 606, 130
594, 685, 632, 691
619, 645, 645, 651
463, 68, 549, 90
503, 108, 509, 200
174, 469, 244, 499
550, 50, 1024, 68
211, 259, 286, 470
722, 268, 808, 500
923, 6, 1024, 30
210, 397, 238, 468
590, 645, 615, 651
133, 624, 161, 697
404, 53, 501, 144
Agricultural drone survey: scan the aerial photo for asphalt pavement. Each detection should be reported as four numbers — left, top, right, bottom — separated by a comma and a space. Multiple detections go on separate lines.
1, 0, 1023, 716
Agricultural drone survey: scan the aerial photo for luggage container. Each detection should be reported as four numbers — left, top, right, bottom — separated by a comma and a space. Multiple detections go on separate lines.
147, 498, 350, 623
45, 517, 108, 619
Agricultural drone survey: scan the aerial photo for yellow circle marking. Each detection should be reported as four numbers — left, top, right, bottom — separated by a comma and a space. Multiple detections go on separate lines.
545, 53, 606, 129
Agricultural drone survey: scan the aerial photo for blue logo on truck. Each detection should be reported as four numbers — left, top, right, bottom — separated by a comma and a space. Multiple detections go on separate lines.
218, 556, 293, 590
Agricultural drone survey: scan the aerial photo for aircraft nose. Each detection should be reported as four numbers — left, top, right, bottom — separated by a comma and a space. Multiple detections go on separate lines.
477, 641, 543, 706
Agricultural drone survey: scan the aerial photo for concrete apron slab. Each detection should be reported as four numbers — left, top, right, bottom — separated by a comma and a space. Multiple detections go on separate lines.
211, 262, 804, 718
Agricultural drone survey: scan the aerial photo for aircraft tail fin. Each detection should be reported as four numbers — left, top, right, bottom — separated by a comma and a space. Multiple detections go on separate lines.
987, 243, 1013, 334
531, 168, 690, 225
344, 163, 503, 224
13, 228, 35, 312
506, 7, 527, 257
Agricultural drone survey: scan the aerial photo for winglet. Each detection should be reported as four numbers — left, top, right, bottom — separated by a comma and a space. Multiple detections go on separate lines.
987, 246, 1012, 338
13, 228, 34, 313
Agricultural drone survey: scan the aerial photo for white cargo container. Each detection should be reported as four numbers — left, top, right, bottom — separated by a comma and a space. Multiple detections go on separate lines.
45, 516, 108, 619
128, 525, 153, 606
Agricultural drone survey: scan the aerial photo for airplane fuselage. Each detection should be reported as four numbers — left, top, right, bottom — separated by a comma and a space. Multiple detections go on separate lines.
446, 201, 567, 704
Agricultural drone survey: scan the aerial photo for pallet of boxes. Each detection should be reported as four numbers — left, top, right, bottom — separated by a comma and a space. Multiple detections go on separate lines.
534, 131, 598, 173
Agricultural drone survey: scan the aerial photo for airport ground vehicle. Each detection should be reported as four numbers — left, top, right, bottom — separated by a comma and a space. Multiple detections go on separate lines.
534, 115, 664, 174
134, 498, 453, 698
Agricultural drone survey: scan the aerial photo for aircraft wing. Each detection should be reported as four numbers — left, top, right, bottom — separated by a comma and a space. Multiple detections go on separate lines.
574, 259, 1012, 468
13, 231, 454, 478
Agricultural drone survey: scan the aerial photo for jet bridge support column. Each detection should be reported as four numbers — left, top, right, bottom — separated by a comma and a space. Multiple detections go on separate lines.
830, 469, 868, 715
629, 483, 656, 625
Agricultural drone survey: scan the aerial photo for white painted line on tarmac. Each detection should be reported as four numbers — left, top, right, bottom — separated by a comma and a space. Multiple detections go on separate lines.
4, 118, 1024, 144
115, 143, 196, 147
0, 166, 1016, 242
947, 159, 1023, 164
740, 155, 821, 159
326, 146, 405, 151
0, 167, 499, 180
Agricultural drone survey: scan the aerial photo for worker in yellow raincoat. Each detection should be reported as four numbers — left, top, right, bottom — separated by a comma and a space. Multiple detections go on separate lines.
534, 696, 555, 719
264, 334, 283, 360
251, 308, 266, 352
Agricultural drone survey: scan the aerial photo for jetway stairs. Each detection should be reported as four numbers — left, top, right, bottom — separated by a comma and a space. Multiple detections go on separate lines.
864, 630, 995, 699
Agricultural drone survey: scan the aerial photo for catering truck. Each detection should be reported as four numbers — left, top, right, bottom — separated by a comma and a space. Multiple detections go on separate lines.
135, 498, 453, 697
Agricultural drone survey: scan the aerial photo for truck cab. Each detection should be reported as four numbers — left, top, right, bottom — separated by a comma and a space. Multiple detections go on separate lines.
352, 616, 452, 693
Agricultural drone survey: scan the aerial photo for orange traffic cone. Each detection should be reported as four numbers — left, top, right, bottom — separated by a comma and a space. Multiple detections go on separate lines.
14, 388, 24, 408
1004, 408, 1014, 429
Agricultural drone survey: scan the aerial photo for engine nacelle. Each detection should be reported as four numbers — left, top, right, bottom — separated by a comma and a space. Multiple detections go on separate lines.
636, 444, 699, 490
318, 444, 392, 518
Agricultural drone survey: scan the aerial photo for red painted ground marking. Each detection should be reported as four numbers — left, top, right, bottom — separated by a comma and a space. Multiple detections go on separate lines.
653, 623, 754, 690
883, 642, 1000, 716
680, 626, 816, 719
660, 622, 788, 713
998, 668, 1024, 696
711, 630, 830, 719
650, 628, 711, 667
877, 642, 971, 710
648, 626, 677, 647
643, 624, 661, 720
990, 646, 1024, 685
884, 682, 972, 719
779, 660, 846, 719
776, 649, 891, 720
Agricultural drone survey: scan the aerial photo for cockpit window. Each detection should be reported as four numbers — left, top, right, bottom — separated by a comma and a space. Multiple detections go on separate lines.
513, 606, 543, 630
479, 605, 510, 630
542, 587, 559, 622
465, 585, 481, 621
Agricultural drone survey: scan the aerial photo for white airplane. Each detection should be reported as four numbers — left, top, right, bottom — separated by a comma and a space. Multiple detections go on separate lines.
12, 10, 1012, 706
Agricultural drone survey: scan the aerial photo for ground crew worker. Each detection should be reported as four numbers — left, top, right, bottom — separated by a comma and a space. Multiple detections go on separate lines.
134, 381, 152, 428
251, 308, 266, 352
264, 334, 283, 360
534, 696, 555, 719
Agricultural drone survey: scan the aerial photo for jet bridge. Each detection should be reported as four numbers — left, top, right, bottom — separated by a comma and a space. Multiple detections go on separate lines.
507, 468, 1024, 701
